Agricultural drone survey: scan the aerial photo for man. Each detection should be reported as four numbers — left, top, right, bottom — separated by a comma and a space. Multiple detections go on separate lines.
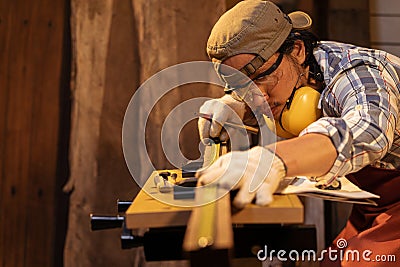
196, 0, 400, 266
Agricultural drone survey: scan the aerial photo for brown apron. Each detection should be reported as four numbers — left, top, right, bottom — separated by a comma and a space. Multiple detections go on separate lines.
321, 166, 400, 266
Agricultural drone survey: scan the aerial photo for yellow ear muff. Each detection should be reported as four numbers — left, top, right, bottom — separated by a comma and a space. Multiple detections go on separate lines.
275, 119, 296, 139
279, 86, 322, 137
263, 114, 295, 138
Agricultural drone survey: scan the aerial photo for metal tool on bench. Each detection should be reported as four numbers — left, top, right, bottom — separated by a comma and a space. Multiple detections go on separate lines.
153, 170, 198, 197
151, 138, 228, 200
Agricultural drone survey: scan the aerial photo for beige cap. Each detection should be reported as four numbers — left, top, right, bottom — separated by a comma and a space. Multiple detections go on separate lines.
207, 0, 312, 75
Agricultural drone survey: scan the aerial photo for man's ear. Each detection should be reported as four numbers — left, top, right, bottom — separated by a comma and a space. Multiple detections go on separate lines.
291, 40, 306, 65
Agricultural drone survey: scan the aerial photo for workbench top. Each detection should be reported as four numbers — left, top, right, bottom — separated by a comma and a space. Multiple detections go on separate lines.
125, 170, 304, 229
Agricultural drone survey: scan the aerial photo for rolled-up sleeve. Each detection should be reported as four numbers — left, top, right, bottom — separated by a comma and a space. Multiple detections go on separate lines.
300, 64, 399, 184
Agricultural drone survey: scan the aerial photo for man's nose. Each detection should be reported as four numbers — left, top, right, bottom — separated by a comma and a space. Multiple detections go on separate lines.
251, 92, 269, 108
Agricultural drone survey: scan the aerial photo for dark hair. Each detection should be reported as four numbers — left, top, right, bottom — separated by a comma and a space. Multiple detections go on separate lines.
278, 30, 324, 83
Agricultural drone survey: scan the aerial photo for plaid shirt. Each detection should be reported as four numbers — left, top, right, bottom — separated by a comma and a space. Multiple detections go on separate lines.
300, 41, 400, 185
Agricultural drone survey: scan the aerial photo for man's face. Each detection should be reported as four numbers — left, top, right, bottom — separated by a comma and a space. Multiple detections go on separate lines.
222, 52, 303, 120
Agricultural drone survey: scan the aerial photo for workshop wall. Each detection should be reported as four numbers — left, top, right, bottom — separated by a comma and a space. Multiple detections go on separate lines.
63, 1, 225, 267
327, 0, 370, 47
0, 1, 70, 267
370, 0, 400, 56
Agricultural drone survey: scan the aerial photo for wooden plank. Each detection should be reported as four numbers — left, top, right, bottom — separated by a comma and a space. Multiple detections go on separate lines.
125, 170, 304, 229
64, 1, 143, 266
183, 187, 233, 251
183, 187, 233, 267
0, 1, 12, 267
0, 0, 67, 266
24, 0, 67, 266
0, 1, 35, 266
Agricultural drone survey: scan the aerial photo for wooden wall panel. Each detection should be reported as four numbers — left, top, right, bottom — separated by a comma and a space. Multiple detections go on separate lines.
370, 0, 400, 57
64, 0, 225, 266
64, 0, 139, 266
0, 0, 69, 267
328, 0, 370, 47
370, 17, 400, 43
370, 0, 400, 14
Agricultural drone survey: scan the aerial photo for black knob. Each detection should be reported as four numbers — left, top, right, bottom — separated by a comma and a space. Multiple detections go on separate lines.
90, 214, 124, 231
159, 171, 171, 180
117, 200, 132, 213
121, 231, 144, 249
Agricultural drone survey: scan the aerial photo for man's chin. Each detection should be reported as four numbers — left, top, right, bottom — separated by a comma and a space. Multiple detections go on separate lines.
271, 106, 283, 119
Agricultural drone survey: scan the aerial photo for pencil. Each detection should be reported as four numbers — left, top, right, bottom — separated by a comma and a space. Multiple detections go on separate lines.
197, 113, 259, 134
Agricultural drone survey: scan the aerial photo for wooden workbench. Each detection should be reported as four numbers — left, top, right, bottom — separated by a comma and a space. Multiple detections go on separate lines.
125, 170, 304, 229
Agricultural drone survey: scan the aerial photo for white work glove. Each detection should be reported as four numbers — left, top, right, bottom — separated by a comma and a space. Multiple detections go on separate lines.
198, 94, 247, 143
196, 146, 287, 209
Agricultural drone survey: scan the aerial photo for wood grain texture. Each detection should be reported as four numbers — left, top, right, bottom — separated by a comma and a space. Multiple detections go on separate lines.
126, 170, 304, 229
183, 188, 233, 252
64, 0, 226, 266
0, 0, 68, 266
64, 0, 139, 266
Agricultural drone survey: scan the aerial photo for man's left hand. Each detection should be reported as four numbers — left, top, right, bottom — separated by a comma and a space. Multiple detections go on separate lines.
196, 146, 287, 209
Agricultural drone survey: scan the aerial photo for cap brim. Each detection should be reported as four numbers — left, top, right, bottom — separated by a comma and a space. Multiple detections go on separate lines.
288, 11, 312, 30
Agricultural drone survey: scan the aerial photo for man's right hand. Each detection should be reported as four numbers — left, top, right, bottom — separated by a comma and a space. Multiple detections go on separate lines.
198, 94, 247, 142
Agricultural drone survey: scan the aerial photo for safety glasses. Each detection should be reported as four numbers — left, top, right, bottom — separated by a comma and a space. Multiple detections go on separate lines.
220, 53, 284, 103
